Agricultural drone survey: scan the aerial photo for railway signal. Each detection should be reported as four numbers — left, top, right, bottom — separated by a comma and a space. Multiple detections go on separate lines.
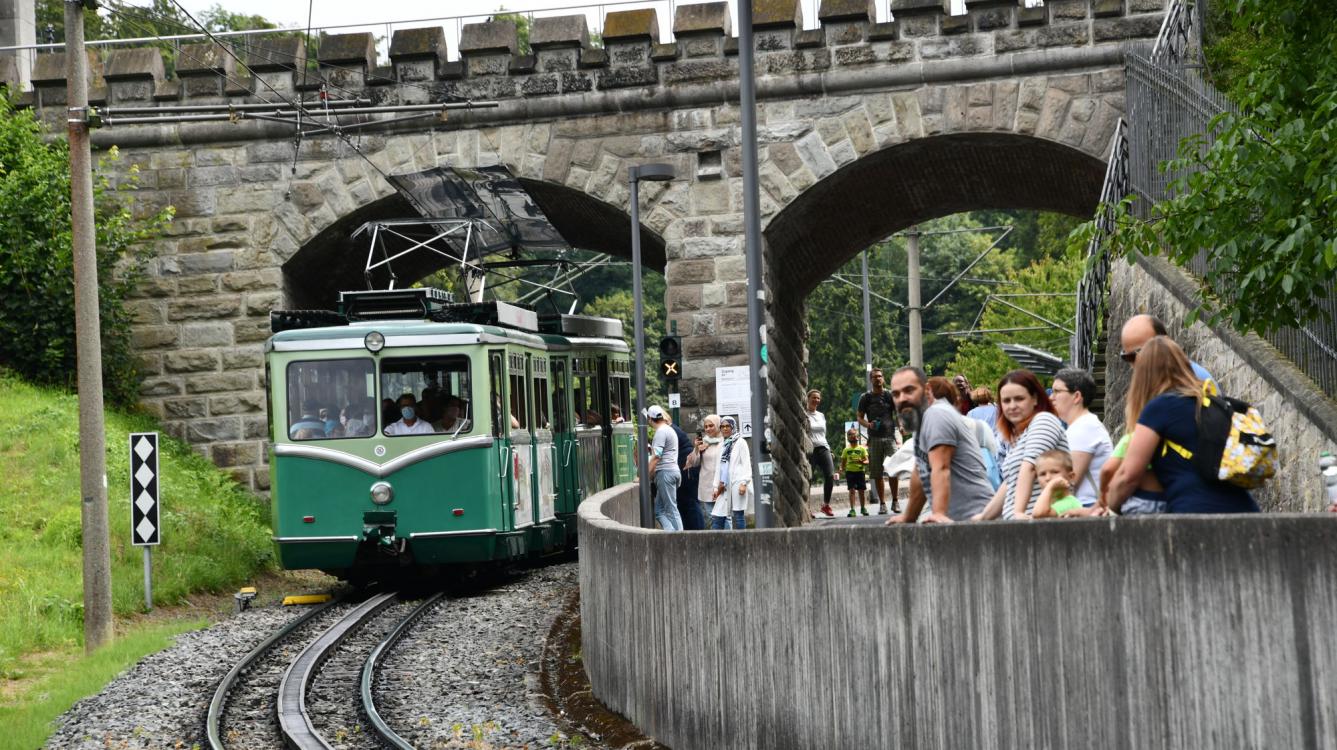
659, 334, 682, 382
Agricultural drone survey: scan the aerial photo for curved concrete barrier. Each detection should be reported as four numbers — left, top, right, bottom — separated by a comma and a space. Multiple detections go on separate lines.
579, 484, 1337, 749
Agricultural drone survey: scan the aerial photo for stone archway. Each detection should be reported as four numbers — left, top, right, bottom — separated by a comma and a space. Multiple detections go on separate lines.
758, 131, 1109, 525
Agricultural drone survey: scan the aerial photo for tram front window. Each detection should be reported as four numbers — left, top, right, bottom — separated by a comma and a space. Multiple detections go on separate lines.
285, 359, 377, 440
380, 356, 473, 436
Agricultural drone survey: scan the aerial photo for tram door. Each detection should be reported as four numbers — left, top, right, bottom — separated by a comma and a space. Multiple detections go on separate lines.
595, 355, 615, 489
507, 352, 534, 530
573, 356, 606, 500
530, 355, 557, 525
609, 358, 635, 485
488, 351, 515, 529
550, 358, 579, 515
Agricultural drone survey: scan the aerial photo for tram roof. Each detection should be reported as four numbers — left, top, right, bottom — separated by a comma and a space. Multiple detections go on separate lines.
267, 319, 627, 354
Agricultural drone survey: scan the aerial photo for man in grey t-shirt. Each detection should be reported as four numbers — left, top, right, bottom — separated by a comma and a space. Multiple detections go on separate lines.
885, 367, 994, 523
645, 405, 683, 532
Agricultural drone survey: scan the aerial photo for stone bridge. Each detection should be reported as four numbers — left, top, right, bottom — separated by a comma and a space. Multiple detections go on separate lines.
14, 0, 1166, 495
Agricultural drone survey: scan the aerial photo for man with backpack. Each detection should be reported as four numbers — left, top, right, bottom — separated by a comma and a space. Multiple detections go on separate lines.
885, 367, 996, 524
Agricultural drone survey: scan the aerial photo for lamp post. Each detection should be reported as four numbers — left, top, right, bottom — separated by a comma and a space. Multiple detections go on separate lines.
629, 163, 675, 529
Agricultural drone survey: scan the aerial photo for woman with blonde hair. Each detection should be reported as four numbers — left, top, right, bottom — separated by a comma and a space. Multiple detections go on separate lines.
1106, 337, 1257, 513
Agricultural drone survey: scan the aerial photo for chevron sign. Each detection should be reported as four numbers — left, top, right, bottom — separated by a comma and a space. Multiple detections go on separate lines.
130, 433, 160, 547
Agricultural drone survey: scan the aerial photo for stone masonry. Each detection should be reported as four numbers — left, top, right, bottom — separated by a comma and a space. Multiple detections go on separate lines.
13, 0, 1168, 493
1105, 257, 1337, 512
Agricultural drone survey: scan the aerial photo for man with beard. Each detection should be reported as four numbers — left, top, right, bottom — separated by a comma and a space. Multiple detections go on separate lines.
885, 367, 994, 524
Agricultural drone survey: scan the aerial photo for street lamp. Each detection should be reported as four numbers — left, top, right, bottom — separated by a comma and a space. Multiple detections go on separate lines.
629, 163, 675, 529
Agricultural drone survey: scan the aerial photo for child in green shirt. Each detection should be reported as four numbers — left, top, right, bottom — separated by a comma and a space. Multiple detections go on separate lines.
839, 429, 870, 517
1032, 449, 1086, 518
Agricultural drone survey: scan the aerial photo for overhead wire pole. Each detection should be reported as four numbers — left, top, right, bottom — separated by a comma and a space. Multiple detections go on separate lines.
907, 225, 923, 368
66, 0, 113, 653
861, 249, 874, 390
738, 0, 772, 529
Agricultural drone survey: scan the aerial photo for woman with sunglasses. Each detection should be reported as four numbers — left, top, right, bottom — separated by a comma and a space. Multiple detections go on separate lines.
977, 369, 1068, 520
1106, 336, 1258, 514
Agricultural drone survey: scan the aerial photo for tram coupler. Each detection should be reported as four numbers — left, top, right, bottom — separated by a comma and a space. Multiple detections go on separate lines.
362, 510, 400, 555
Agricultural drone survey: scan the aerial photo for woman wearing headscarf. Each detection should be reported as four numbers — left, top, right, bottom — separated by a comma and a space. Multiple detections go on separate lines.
710, 417, 752, 530
686, 414, 723, 524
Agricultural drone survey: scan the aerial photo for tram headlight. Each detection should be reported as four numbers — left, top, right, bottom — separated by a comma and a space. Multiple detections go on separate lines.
369, 481, 394, 505
364, 331, 385, 353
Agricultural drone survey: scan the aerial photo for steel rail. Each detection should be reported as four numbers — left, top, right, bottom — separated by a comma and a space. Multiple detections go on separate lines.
205, 594, 344, 750
361, 592, 448, 749
277, 591, 400, 750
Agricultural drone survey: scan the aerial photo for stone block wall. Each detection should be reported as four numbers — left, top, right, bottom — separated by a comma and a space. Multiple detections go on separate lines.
1106, 256, 1337, 511
580, 483, 1337, 750
16, 1, 1167, 490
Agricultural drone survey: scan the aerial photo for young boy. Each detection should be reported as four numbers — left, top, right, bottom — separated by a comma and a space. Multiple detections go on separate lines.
1032, 449, 1090, 518
839, 429, 870, 517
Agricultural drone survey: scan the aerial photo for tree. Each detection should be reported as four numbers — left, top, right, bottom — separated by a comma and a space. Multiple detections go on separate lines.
581, 284, 667, 405
0, 91, 173, 406
1077, 0, 1337, 336
946, 214, 1084, 389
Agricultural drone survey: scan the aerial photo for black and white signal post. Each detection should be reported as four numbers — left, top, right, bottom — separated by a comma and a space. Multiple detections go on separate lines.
130, 432, 160, 610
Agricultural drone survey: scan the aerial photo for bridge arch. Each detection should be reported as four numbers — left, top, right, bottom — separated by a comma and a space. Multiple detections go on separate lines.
753, 126, 1110, 526
275, 129, 668, 309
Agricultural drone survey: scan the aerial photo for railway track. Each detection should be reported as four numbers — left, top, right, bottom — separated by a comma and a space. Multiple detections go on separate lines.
206, 590, 447, 750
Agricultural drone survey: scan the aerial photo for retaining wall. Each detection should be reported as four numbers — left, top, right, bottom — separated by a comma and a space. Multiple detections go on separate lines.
1106, 256, 1337, 511
579, 483, 1337, 749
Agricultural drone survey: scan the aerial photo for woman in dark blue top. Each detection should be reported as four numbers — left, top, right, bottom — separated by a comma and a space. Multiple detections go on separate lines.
1106, 336, 1258, 513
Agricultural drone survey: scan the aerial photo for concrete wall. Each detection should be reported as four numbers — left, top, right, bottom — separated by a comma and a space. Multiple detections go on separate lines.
1106, 256, 1337, 511
579, 484, 1337, 750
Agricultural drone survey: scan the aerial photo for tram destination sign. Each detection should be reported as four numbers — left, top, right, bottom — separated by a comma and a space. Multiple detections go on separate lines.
129, 432, 160, 546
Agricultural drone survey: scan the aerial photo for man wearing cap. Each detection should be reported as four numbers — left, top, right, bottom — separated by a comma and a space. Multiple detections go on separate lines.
646, 405, 684, 532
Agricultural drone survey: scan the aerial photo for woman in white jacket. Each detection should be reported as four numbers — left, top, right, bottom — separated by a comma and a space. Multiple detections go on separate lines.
710, 417, 752, 530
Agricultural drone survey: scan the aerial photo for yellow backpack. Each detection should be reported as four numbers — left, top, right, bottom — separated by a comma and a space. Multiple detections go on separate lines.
1162, 383, 1277, 489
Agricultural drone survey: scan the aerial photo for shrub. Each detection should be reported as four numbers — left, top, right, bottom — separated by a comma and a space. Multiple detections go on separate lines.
0, 89, 173, 406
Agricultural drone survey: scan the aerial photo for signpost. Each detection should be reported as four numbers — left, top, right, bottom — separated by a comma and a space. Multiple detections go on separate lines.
129, 433, 160, 611
715, 366, 752, 436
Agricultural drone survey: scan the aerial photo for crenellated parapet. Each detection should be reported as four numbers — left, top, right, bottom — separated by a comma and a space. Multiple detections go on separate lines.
22, 0, 1166, 118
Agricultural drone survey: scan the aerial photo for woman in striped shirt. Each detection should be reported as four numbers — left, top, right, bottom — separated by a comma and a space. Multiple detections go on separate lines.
977, 369, 1069, 520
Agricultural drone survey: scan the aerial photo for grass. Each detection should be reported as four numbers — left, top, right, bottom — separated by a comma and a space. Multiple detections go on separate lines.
0, 618, 204, 750
0, 371, 276, 746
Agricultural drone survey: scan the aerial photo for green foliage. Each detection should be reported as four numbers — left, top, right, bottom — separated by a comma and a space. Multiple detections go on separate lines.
946, 215, 1084, 389
804, 213, 1017, 429
0, 619, 204, 750
491, 10, 532, 55
0, 92, 173, 406
1082, 0, 1337, 335
0, 372, 274, 676
581, 282, 668, 403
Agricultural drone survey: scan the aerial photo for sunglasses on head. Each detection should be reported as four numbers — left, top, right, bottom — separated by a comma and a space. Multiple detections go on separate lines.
1120, 347, 1142, 364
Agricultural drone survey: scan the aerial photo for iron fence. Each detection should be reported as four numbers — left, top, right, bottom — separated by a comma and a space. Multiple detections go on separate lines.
1073, 119, 1127, 374
1078, 0, 1337, 400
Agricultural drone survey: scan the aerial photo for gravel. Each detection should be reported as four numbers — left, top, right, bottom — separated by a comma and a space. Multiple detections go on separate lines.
376, 562, 589, 749
44, 605, 306, 750
43, 562, 590, 750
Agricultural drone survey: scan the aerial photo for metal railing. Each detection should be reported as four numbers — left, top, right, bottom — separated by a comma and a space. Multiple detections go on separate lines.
1072, 119, 1127, 374
1077, 0, 1337, 400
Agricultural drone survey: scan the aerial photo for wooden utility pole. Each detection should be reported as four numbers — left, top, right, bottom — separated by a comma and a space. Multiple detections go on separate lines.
65, 0, 113, 652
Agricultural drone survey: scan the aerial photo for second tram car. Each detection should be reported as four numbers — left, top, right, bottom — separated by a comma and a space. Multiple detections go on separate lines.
265, 289, 635, 577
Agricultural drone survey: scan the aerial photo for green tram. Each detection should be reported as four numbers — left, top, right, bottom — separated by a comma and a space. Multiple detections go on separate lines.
265, 289, 636, 577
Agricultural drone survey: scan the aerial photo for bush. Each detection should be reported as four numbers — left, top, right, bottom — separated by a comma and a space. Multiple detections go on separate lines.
0, 89, 173, 406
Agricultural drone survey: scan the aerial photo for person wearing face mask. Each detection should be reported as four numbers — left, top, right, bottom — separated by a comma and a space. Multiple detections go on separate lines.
340, 403, 370, 437
384, 393, 434, 436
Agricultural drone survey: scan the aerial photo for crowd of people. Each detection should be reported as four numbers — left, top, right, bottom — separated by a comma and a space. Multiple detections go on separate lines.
647, 313, 1273, 532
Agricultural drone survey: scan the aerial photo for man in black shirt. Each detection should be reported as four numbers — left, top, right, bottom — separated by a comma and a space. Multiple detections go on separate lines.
857, 367, 902, 513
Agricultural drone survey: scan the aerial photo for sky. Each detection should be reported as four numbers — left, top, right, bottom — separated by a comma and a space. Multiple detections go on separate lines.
159, 0, 853, 53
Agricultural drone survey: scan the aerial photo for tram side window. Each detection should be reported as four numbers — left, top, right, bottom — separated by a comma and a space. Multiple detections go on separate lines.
379, 355, 473, 436
533, 375, 550, 431
286, 359, 377, 440
508, 358, 529, 430
551, 361, 570, 433
610, 368, 631, 424
574, 370, 601, 427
